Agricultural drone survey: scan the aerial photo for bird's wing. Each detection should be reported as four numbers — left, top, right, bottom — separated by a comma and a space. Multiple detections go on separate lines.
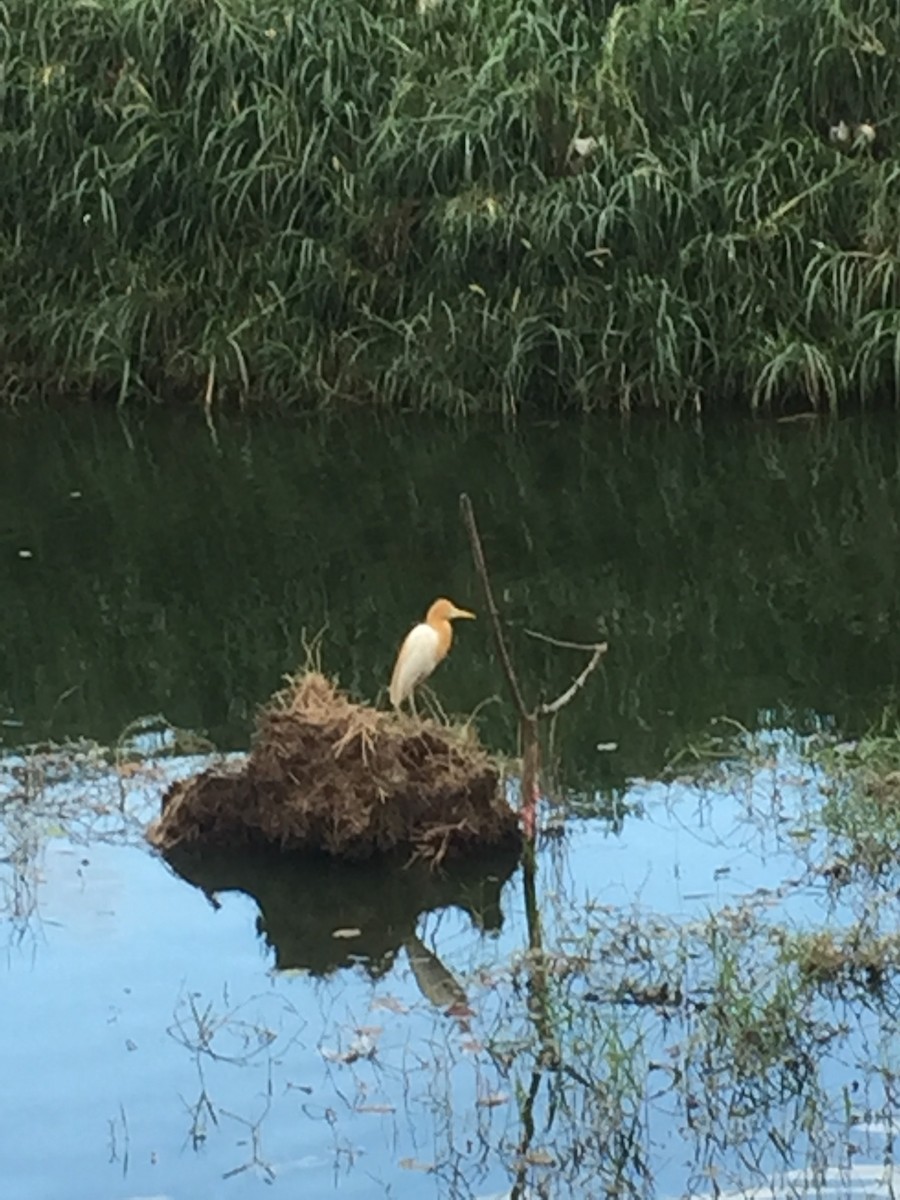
390, 622, 441, 707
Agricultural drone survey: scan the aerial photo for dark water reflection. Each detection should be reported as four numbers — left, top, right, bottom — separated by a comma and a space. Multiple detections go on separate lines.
167, 845, 518, 976
3, 409, 900, 796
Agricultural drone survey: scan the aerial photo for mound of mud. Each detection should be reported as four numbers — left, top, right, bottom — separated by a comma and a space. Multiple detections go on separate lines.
147, 672, 520, 864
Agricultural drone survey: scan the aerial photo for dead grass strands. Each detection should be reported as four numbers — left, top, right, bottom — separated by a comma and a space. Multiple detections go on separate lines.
148, 672, 520, 865
778, 927, 900, 991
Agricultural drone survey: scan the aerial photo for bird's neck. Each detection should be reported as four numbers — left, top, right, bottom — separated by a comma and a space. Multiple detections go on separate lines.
428, 618, 453, 659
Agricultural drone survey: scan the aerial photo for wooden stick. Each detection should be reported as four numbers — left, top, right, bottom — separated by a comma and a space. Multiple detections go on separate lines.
459, 493, 530, 723
460, 494, 607, 845
536, 642, 608, 717
524, 628, 606, 653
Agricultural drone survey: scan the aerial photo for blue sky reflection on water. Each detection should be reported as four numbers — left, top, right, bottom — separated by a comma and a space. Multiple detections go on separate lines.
4, 734, 899, 1200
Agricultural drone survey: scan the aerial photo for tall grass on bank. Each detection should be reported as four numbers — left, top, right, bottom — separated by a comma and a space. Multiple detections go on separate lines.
1, 0, 898, 413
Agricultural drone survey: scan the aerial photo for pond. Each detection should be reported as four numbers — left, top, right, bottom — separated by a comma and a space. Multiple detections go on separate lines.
3, 409, 900, 1199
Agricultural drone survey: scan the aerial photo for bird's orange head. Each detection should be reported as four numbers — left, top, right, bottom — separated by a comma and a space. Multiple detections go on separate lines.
426, 597, 476, 625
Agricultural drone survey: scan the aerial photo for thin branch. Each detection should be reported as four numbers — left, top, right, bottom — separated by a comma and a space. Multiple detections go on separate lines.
459, 493, 531, 723
524, 628, 606, 652
536, 643, 608, 717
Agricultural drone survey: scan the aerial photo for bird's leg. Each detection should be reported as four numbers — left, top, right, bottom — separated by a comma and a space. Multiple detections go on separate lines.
409, 691, 419, 720
420, 686, 447, 725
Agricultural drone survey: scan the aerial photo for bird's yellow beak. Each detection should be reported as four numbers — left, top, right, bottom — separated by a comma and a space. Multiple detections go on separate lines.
450, 606, 476, 620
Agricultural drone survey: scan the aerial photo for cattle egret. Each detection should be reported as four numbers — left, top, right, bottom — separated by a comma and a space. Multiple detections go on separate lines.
389, 598, 475, 713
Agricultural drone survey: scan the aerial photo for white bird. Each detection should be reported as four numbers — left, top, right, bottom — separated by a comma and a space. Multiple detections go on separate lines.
389, 597, 475, 713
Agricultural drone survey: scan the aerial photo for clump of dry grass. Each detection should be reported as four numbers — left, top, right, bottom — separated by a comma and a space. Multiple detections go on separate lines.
778, 927, 900, 991
148, 672, 520, 865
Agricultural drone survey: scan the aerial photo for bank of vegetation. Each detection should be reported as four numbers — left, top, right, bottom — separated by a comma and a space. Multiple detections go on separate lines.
2, 0, 898, 413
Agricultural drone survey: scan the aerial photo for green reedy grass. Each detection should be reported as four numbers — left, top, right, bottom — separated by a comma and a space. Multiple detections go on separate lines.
1, 0, 898, 412
805, 723, 900, 880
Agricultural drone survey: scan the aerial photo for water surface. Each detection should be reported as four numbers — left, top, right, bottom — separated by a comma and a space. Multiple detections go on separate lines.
3, 410, 900, 1198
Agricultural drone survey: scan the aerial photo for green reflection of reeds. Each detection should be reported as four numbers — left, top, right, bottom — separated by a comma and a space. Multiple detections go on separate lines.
3, 411, 900, 801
